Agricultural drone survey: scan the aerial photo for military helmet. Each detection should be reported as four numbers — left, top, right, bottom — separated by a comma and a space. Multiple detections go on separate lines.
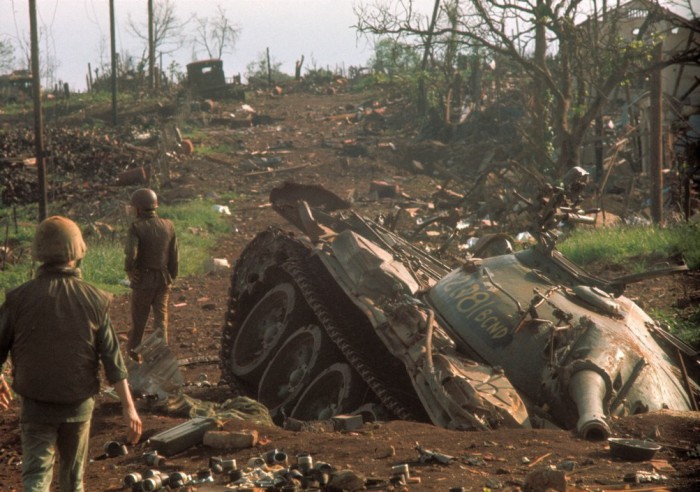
32, 216, 87, 264
130, 188, 158, 210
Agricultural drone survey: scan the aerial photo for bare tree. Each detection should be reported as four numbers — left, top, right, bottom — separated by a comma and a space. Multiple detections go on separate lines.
9, 27, 59, 88
127, 0, 190, 60
0, 37, 15, 72
355, 0, 699, 175
38, 26, 60, 88
193, 5, 240, 59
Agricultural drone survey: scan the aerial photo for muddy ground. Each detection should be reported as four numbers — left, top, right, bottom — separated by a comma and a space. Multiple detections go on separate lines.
1, 87, 699, 491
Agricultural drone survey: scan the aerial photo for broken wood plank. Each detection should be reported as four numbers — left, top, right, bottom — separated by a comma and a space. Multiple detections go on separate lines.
527, 452, 552, 467
123, 143, 158, 155
204, 154, 237, 167
243, 162, 324, 177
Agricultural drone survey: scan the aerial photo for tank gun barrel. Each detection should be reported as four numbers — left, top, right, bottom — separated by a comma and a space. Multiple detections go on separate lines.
568, 370, 611, 440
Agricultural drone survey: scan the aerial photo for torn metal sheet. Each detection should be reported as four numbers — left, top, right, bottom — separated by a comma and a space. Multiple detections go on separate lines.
127, 332, 185, 401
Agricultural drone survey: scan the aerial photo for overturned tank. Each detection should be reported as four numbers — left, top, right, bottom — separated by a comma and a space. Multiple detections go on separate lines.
219, 180, 698, 439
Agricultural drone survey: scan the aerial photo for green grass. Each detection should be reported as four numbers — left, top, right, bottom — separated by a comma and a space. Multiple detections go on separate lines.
180, 127, 206, 141
78, 238, 130, 293
558, 223, 700, 271
0, 101, 31, 116
195, 143, 235, 156
0, 199, 234, 302
649, 308, 700, 349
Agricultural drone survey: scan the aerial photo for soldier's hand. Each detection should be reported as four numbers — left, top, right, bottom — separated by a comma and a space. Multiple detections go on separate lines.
123, 405, 142, 445
127, 270, 140, 284
0, 375, 12, 410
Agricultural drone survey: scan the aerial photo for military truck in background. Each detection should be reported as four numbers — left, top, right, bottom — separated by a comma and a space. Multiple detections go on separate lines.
0, 70, 32, 104
185, 59, 244, 100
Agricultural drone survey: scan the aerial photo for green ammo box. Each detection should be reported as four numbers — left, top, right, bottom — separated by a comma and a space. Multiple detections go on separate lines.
148, 417, 218, 457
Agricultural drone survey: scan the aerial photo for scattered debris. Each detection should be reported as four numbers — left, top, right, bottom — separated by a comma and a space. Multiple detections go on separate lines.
624, 470, 668, 483
416, 444, 454, 465
212, 204, 232, 215
208, 257, 231, 270
608, 438, 662, 461
127, 333, 185, 401
203, 429, 259, 450
0, 126, 175, 206
369, 180, 400, 199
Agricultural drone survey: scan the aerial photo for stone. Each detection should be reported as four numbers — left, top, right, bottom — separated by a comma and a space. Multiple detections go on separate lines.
524, 467, 567, 492
328, 469, 366, 492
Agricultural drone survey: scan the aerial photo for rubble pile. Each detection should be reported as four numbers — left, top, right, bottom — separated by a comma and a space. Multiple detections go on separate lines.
0, 126, 156, 206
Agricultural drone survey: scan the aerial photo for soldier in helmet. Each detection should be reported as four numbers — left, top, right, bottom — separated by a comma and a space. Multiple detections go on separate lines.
124, 188, 179, 361
0, 216, 142, 491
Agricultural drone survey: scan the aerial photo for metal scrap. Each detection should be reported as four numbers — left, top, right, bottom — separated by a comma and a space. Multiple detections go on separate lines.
416, 444, 454, 465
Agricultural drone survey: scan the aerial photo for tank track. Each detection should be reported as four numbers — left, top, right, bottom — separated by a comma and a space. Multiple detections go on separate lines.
222, 227, 418, 420
220, 227, 310, 394
227, 227, 310, 301
282, 256, 417, 421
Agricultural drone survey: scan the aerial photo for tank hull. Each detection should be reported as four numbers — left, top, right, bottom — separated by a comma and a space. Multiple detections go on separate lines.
219, 183, 698, 437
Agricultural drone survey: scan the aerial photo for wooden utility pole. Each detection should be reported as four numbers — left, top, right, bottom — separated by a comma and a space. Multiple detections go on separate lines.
266, 47, 272, 87
110, 0, 118, 125
148, 0, 155, 92
650, 43, 663, 224
87, 62, 93, 91
29, 0, 47, 221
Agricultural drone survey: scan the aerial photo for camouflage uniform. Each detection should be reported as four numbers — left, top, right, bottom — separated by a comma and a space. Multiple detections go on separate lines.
0, 265, 128, 491
124, 209, 178, 352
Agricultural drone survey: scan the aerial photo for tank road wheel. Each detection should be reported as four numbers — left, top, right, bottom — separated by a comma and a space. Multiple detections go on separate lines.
257, 324, 331, 421
228, 228, 309, 301
290, 362, 364, 421
228, 281, 309, 387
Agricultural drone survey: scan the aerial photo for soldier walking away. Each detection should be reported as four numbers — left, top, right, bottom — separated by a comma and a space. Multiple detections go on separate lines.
125, 188, 179, 362
0, 216, 142, 491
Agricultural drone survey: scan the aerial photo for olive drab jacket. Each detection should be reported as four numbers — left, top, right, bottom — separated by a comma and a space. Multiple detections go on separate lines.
0, 265, 128, 403
124, 211, 179, 289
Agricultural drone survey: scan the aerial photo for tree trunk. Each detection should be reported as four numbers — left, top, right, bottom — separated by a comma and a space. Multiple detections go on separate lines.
533, 0, 548, 158
650, 43, 664, 224
148, 0, 155, 92
594, 114, 604, 182
417, 0, 441, 116
295, 55, 305, 81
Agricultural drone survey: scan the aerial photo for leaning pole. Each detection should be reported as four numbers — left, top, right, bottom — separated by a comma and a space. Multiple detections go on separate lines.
29, 0, 48, 221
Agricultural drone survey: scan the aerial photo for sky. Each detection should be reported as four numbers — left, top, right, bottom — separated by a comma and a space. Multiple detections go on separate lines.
0, 0, 433, 91
4, 1, 692, 92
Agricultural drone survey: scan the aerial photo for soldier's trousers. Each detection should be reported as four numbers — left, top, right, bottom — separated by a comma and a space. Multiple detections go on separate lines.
128, 284, 170, 351
21, 420, 91, 492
